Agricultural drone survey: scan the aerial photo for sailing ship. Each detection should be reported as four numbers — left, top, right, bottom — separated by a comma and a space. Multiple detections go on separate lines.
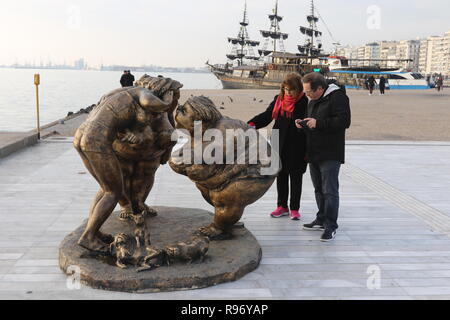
208, 0, 328, 89
208, 0, 431, 90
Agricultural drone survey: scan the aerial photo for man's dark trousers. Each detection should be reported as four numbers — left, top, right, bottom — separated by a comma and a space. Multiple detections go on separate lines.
309, 160, 341, 231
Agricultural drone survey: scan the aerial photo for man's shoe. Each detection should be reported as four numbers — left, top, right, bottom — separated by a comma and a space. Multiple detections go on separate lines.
290, 210, 301, 220
320, 229, 337, 242
270, 206, 289, 218
302, 219, 325, 231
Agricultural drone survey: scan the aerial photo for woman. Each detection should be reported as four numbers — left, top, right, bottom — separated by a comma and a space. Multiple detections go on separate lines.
248, 73, 308, 220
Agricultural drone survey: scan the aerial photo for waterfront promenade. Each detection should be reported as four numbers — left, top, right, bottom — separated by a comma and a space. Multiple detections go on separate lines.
1, 89, 450, 299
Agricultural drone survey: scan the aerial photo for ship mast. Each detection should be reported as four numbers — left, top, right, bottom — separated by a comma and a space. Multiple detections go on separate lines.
298, 0, 323, 63
258, 0, 289, 62
226, 1, 260, 66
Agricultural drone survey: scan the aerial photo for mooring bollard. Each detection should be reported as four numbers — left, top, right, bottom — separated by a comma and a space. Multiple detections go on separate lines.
34, 74, 41, 140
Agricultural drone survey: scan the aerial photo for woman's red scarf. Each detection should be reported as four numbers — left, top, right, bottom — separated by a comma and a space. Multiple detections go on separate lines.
272, 92, 305, 120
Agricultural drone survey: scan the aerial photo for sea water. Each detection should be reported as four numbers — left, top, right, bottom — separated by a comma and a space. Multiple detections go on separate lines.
0, 68, 221, 132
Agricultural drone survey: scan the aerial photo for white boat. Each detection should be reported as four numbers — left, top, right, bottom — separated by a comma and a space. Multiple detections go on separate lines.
323, 56, 431, 90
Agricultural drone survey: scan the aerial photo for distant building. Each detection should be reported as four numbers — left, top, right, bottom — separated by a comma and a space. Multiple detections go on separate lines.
335, 34, 447, 75
418, 38, 430, 75
364, 42, 381, 66
379, 41, 399, 68
74, 58, 87, 70
396, 40, 420, 72
418, 31, 450, 76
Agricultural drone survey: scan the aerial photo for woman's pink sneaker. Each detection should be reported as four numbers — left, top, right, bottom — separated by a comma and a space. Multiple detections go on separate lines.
270, 206, 289, 218
290, 210, 301, 220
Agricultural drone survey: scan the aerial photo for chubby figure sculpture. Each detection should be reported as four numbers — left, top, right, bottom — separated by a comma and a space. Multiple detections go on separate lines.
110, 75, 183, 219
169, 96, 278, 239
73, 85, 175, 252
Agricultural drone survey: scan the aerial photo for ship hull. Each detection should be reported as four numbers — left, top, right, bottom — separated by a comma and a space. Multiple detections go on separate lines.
215, 74, 280, 90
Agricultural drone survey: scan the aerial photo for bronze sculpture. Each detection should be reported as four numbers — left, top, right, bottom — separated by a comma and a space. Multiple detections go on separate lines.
112, 75, 182, 220
73, 76, 181, 253
62, 82, 276, 289
169, 96, 277, 239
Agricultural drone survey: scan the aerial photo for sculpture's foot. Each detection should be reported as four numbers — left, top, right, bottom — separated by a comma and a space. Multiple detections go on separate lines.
97, 231, 114, 244
141, 204, 157, 217
196, 223, 232, 240
136, 263, 155, 273
77, 235, 109, 254
119, 206, 133, 221
116, 260, 128, 269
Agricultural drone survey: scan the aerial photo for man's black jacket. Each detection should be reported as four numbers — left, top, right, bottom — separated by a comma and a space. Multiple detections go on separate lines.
304, 84, 351, 164
120, 74, 135, 87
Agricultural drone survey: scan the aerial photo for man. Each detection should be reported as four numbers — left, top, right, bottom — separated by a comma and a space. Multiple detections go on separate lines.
295, 72, 351, 242
120, 70, 135, 87
436, 76, 444, 92
379, 76, 387, 95
120, 70, 129, 87
367, 75, 376, 95
128, 70, 135, 86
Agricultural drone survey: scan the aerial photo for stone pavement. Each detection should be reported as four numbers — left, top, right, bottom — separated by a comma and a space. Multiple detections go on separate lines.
1, 137, 450, 300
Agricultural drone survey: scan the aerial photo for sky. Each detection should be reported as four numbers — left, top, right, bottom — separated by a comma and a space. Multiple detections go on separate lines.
0, 0, 449, 68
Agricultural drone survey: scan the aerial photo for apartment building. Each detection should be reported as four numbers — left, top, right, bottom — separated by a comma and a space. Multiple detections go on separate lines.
396, 40, 420, 72
418, 31, 450, 76
335, 30, 449, 75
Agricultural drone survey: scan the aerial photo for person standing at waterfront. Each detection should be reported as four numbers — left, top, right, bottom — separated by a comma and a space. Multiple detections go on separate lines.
379, 76, 387, 95
368, 75, 376, 95
128, 70, 135, 86
120, 70, 127, 87
295, 72, 351, 242
120, 70, 135, 87
248, 73, 308, 221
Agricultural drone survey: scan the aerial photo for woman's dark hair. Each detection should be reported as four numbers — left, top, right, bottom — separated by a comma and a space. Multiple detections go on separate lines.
302, 72, 328, 91
279, 73, 303, 99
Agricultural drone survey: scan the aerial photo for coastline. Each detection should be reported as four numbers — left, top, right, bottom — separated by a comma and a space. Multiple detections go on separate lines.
1, 88, 449, 159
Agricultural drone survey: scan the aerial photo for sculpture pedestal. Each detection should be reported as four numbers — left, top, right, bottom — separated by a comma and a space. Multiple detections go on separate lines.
59, 206, 261, 293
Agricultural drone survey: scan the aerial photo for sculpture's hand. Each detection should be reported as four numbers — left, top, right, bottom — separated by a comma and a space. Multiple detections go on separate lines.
162, 90, 174, 104
121, 132, 142, 144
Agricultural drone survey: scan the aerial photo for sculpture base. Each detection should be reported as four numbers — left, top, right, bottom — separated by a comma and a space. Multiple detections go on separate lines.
59, 206, 261, 293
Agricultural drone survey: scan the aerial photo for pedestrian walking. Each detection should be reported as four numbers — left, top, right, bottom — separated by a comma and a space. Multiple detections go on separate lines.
436, 76, 444, 92
379, 76, 387, 95
367, 75, 376, 95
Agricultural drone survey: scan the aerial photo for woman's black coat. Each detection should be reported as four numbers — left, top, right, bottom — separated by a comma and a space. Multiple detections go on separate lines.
248, 95, 308, 173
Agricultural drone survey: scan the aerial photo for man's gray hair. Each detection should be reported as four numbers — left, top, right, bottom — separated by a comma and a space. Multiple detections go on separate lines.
302, 72, 328, 91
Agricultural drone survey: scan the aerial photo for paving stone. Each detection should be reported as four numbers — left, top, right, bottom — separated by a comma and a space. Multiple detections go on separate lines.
2, 139, 450, 299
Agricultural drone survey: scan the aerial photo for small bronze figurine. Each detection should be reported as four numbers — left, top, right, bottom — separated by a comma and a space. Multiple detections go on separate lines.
165, 236, 210, 264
